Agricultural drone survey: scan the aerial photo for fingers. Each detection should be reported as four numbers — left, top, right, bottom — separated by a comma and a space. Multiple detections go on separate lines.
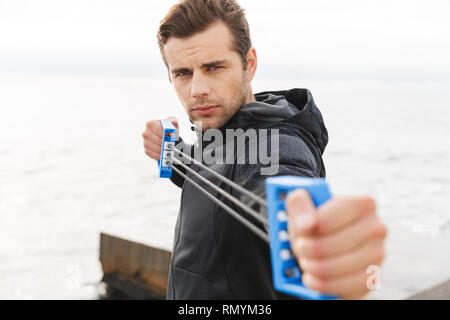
286, 191, 377, 238
143, 141, 162, 161
145, 120, 163, 139
291, 213, 386, 259
167, 116, 179, 130
142, 118, 176, 160
143, 137, 162, 152
286, 189, 318, 238
302, 267, 373, 299
297, 238, 385, 280
283, 186, 387, 299
315, 196, 377, 235
144, 149, 161, 161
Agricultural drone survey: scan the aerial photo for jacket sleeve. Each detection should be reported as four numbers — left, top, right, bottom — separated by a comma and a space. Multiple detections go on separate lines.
169, 136, 193, 189
229, 129, 321, 231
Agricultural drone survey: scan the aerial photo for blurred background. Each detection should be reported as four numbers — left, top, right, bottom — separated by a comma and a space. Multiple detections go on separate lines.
0, 0, 449, 299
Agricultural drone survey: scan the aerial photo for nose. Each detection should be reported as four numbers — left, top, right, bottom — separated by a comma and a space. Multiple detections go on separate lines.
190, 72, 210, 100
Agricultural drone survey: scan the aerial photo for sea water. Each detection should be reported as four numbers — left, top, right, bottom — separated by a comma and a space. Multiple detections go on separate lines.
0, 75, 449, 299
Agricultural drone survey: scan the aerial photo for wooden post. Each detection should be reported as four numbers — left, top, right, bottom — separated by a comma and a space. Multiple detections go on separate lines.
99, 232, 172, 299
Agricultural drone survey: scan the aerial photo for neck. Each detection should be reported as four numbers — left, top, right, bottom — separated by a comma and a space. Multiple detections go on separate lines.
246, 90, 256, 104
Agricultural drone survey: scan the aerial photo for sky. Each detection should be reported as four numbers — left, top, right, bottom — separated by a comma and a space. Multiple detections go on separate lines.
0, 0, 449, 81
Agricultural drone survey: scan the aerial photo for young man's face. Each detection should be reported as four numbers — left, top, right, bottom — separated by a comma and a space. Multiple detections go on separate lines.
163, 21, 257, 131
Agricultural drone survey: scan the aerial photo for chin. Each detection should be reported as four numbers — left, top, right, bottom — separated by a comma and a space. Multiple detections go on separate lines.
200, 121, 219, 131
190, 117, 219, 131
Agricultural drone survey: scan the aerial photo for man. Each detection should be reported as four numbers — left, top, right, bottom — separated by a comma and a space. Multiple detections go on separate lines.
142, 0, 387, 299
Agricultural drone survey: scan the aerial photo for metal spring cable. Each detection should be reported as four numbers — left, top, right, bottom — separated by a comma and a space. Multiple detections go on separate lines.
170, 146, 267, 208
167, 146, 270, 244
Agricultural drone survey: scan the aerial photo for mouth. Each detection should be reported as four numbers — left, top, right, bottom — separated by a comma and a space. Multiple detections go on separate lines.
192, 105, 220, 116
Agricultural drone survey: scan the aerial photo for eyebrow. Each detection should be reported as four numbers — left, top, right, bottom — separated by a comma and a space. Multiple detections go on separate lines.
170, 59, 228, 75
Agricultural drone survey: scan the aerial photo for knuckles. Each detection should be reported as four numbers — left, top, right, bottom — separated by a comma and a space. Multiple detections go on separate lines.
146, 120, 158, 129
292, 237, 325, 260
369, 219, 388, 240
302, 273, 330, 293
299, 257, 330, 279
361, 196, 377, 216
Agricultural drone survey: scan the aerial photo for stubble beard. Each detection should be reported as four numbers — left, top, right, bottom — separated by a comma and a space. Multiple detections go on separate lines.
193, 74, 249, 131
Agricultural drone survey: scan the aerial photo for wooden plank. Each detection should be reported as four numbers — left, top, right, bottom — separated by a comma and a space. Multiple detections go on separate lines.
407, 279, 450, 300
99, 232, 172, 299
98, 231, 450, 300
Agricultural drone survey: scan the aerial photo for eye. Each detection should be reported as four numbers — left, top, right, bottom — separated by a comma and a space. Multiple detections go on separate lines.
208, 65, 223, 71
176, 70, 192, 78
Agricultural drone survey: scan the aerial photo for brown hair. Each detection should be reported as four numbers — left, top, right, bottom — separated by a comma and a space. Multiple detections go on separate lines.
157, 0, 252, 70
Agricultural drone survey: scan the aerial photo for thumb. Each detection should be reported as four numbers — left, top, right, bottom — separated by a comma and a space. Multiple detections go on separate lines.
286, 188, 318, 238
167, 116, 179, 130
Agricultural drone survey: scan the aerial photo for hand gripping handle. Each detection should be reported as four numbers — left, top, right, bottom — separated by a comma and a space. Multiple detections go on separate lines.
158, 120, 178, 178
265, 176, 338, 300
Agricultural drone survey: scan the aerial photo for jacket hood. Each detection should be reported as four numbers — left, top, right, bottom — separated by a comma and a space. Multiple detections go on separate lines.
222, 88, 329, 155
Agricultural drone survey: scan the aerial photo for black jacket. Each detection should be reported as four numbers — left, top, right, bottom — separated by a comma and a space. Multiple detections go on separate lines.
166, 88, 328, 299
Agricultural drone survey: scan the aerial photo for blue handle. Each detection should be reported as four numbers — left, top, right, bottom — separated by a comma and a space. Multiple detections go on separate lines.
265, 176, 338, 300
158, 120, 178, 178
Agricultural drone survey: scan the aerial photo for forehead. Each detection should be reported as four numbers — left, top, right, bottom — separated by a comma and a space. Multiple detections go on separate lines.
164, 21, 238, 68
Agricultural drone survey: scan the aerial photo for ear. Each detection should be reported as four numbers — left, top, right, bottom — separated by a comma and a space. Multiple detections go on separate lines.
245, 46, 258, 83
